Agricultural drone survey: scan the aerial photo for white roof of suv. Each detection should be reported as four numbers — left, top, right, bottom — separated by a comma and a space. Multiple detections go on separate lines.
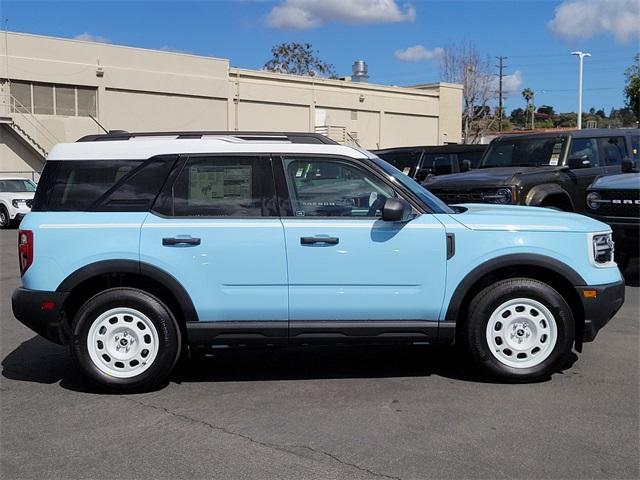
47, 133, 368, 160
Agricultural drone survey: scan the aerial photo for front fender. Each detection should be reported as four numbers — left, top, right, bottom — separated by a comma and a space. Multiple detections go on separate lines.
525, 183, 573, 209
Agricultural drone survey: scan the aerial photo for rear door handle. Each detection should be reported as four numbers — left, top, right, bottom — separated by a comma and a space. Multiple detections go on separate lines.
300, 236, 339, 245
162, 236, 201, 247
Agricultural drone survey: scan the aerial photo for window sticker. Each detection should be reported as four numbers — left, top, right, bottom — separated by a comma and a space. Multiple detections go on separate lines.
402, 167, 411, 175
188, 165, 252, 204
549, 141, 563, 165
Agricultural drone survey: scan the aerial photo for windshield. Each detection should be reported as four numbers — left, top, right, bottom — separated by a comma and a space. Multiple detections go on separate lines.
480, 136, 566, 168
370, 155, 454, 214
0, 179, 36, 193
376, 150, 422, 178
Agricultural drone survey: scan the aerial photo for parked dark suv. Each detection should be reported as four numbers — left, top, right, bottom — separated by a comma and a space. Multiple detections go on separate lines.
585, 136, 639, 272
424, 129, 639, 212
373, 144, 487, 180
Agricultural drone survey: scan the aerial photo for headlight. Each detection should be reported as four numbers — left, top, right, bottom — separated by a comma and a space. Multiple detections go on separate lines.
11, 199, 27, 208
590, 233, 615, 266
482, 188, 512, 204
586, 192, 602, 210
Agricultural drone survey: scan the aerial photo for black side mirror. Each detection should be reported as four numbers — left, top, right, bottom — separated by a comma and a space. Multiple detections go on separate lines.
381, 197, 413, 222
415, 168, 431, 182
621, 157, 636, 173
567, 154, 591, 169
460, 159, 472, 172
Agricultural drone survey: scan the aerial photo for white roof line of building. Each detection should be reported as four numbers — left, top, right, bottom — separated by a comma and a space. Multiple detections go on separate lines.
46, 139, 368, 161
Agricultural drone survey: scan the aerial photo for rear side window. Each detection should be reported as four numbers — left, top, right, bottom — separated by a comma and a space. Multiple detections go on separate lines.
154, 156, 277, 217
598, 137, 626, 166
32, 157, 175, 212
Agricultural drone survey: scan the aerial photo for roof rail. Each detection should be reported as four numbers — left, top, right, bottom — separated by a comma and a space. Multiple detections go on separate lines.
76, 131, 338, 145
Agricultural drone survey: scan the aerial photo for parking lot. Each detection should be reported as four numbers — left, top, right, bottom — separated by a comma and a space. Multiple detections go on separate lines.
0, 228, 638, 479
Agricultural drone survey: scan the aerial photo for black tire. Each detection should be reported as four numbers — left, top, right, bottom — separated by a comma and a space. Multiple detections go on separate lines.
0, 207, 10, 229
70, 288, 181, 393
464, 278, 574, 382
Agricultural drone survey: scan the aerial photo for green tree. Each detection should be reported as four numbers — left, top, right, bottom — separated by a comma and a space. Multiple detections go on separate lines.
264, 43, 336, 78
623, 53, 640, 123
510, 107, 526, 126
522, 88, 535, 128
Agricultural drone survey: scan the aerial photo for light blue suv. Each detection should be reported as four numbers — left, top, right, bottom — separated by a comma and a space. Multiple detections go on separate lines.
12, 131, 625, 392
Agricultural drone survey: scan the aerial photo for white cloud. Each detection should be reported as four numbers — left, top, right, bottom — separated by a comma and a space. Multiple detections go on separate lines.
501, 70, 523, 96
74, 32, 110, 43
548, 0, 640, 42
266, 0, 416, 30
394, 45, 443, 62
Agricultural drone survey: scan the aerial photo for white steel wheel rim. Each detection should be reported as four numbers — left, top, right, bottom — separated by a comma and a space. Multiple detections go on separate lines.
486, 297, 558, 369
87, 307, 160, 379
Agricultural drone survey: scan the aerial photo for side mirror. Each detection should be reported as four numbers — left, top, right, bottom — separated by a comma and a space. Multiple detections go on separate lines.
415, 168, 431, 182
621, 157, 636, 173
567, 154, 591, 169
381, 197, 413, 222
460, 159, 472, 172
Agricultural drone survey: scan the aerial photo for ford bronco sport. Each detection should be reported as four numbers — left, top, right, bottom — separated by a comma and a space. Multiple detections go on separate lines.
425, 129, 639, 211
12, 131, 625, 392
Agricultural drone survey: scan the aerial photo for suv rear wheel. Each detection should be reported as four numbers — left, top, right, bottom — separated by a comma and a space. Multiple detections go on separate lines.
0, 207, 9, 229
464, 278, 574, 382
70, 288, 181, 392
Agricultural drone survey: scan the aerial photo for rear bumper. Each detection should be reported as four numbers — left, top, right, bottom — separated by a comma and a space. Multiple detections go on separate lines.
576, 279, 625, 343
11, 288, 69, 345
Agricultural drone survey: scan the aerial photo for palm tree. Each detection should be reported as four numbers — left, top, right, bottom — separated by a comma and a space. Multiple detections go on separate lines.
522, 88, 535, 129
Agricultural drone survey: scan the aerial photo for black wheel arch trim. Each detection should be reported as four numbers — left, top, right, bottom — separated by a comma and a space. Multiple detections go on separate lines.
56, 260, 199, 323
444, 253, 586, 322
525, 183, 574, 209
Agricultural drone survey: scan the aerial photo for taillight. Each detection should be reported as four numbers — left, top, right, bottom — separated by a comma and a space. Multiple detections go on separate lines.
18, 230, 33, 276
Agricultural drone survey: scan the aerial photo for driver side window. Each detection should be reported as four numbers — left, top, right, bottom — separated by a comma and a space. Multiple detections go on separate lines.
283, 157, 395, 217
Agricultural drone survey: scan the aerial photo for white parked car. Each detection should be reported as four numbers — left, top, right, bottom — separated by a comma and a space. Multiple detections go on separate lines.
0, 178, 37, 229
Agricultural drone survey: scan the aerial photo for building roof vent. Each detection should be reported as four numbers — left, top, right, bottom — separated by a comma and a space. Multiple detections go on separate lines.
352, 60, 369, 83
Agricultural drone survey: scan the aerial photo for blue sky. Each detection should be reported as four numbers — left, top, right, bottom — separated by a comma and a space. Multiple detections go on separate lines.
1, 0, 638, 114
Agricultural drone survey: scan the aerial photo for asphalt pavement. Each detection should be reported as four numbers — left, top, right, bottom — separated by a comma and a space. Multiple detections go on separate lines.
1, 229, 638, 479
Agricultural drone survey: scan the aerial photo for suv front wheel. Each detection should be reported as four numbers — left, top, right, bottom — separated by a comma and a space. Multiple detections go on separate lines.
70, 288, 181, 392
464, 278, 574, 382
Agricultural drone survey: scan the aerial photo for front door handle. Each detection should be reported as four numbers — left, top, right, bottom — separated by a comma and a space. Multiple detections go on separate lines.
300, 236, 339, 245
162, 236, 201, 247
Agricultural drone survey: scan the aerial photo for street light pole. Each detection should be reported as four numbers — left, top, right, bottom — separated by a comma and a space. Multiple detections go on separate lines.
571, 51, 591, 129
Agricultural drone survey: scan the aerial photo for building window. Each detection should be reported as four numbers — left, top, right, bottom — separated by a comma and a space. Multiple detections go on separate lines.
77, 87, 97, 117
33, 83, 54, 115
10, 81, 32, 113
9, 80, 97, 117
55, 86, 76, 116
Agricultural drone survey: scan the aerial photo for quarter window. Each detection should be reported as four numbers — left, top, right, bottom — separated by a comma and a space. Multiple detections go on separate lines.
163, 156, 276, 217
283, 157, 395, 217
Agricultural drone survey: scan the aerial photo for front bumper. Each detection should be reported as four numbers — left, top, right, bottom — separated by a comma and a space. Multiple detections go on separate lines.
11, 288, 69, 345
576, 279, 625, 343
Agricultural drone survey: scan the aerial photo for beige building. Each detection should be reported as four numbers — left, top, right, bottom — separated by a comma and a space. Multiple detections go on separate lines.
0, 31, 462, 179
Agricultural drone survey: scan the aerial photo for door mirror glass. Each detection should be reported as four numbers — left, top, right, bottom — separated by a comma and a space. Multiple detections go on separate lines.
622, 157, 636, 173
567, 154, 591, 169
381, 197, 413, 222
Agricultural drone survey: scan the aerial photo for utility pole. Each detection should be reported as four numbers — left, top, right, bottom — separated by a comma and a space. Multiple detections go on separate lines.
571, 51, 591, 129
495, 56, 507, 132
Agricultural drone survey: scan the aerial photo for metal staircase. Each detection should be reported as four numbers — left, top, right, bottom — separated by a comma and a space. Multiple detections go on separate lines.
0, 93, 60, 159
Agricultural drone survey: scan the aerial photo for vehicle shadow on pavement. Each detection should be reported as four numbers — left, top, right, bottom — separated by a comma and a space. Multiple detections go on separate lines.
2, 337, 578, 393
